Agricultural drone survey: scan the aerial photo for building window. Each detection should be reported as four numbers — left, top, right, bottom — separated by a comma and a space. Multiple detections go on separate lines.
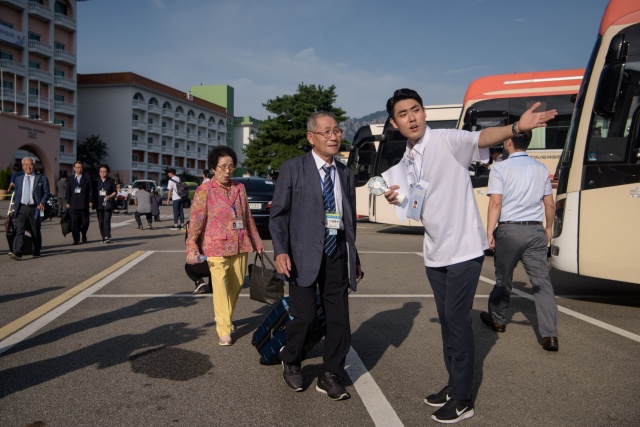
54, 68, 65, 77
186, 161, 191, 168
29, 87, 39, 96
162, 121, 167, 128
2, 80, 14, 89
161, 158, 166, 166
29, 113, 40, 119
0, 51, 14, 61
54, 93, 65, 102
28, 32, 41, 42
60, 144, 65, 153
147, 137, 153, 144
0, 20, 13, 29
55, 1, 69, 16
197, 147, 201, 153
132, 134, 139, 141
28, 60, 40, 69
148, 118, 154, 125
132, 154, 138, 162
162, 140, 167, 147
132, 114, 138, 121
174, 125, 179, 131
174, 142, 179, 149
186, 128, 191, 134
54, 118, 65, 126
187, 145, 191, 151
54, 42, 65, 51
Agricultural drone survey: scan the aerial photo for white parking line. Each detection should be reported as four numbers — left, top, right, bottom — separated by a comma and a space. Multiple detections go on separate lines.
479, 276, 640, 343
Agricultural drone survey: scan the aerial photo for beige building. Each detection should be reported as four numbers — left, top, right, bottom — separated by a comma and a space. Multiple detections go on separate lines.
77, 72, 232, 185
0, 0, 82, 184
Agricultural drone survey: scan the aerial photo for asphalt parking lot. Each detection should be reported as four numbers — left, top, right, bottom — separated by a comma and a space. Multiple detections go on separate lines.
0, 203, 639, 426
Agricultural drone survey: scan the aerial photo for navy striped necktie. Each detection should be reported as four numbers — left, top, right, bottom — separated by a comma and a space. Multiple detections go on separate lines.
322, 165, 337, 256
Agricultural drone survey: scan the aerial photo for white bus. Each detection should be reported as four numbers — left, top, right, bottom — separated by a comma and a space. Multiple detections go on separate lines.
551, 0, 640, 284
348, 104, 462, 225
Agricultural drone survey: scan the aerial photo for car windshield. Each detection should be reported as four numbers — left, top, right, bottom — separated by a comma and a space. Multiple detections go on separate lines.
236, 179, 275, 193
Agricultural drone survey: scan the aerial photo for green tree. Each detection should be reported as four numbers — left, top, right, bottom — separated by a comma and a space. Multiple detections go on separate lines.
243, 83, 348, 175
77, 134, 109, 178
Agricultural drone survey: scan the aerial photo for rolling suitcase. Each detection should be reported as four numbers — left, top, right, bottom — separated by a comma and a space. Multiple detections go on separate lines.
252, 295, 326, 365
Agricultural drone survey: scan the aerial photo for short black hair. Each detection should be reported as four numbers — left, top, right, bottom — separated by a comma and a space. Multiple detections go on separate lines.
98, 163, 110, 173
208, 146, 237, 171
386, 88, 424, 118
511, 130, 533, 150
202, 169, 211, 179
168, 168, 176, 175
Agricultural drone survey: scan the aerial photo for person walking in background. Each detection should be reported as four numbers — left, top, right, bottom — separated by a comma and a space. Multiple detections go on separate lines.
270, 112, 363, 401
134, 183, 154, 230
201, 169, 211, 184
6, 160, 22, 193
166, 168, 185, 231
151, 188, 161, 222
8, 156, 50, 260
93, 164, 117, 243
383, 88, 557, 424
56, 174, 68, 217
186, 146, 264, 346
481, 130, 559, 351
66, 161, 93, 245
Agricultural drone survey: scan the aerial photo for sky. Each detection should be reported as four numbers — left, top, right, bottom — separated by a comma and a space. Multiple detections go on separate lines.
77, 0, 610, 120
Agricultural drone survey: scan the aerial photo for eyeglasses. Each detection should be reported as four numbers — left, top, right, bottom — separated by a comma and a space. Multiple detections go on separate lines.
311, 128, 344, 139
216, 165, 236, 172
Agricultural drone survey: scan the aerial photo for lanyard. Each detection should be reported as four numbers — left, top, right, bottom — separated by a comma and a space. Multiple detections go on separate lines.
407, 148, 424, 182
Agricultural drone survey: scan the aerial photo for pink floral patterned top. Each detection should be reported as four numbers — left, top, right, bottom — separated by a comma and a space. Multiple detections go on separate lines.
186, 179, 264, 263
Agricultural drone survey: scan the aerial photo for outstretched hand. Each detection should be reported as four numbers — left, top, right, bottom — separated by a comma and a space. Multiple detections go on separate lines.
518, 102, 558, 131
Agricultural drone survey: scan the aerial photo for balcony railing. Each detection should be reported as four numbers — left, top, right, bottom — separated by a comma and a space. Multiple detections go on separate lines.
54, 101, 75, 115
148, 104, 161, 113
0, 59, 26, 75
54, 75, 76, 90
131, 141, 148, 150
3, 0, 26, 9
28, 68, 53, 83
174, 112, 186, 121
54, 13, 76, 31
60, 127, 76, 140
28, 95, 49, 108
54, 49, 76, 65
0, 89, 26, 104
147, 124, 161, 133
28, 40, 52, 57
132, 121, 146, 130
59, 152, 76, 164
28, 1, 51, 19
132, 99, 146, 110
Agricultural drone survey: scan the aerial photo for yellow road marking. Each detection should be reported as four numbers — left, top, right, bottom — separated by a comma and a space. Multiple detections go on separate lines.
0, 251, 146, 341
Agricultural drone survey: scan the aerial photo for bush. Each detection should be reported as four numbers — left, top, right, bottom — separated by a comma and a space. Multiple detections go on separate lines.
0, 166, 11, 190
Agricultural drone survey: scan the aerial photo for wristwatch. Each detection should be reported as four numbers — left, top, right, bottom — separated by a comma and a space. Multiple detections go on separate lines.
512, 121, 521, 137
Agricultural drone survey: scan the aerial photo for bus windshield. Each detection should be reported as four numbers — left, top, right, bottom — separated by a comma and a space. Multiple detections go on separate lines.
467, 94, 576, 151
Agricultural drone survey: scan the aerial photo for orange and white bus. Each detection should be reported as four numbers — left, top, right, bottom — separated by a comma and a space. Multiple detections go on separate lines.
551, 0, 640, 284
348, 104, 462, 225
459, 69, 584, 230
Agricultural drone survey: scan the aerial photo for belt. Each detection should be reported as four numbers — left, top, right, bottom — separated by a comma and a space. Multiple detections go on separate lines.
20, 203, 36, 207
498, 221, 542, 225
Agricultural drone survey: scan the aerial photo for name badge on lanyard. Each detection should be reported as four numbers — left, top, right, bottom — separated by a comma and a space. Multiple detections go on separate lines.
232, 219, 244, 230
407, 180, 428, 221
75, 186, 82, 194
325, 212, 340, 235
99, 190, 106, 196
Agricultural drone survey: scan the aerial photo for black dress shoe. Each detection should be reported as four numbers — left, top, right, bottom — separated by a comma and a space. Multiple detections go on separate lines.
543, 336, 559, 351
82, 235, 88, 243
480, 311, 506, 332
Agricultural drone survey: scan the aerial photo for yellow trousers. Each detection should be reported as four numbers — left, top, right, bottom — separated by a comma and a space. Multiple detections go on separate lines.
207, 253, 247, 337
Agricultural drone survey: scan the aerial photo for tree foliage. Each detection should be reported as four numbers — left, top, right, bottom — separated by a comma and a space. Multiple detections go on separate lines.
242, 83, 348, 175
77, 134, 109, 178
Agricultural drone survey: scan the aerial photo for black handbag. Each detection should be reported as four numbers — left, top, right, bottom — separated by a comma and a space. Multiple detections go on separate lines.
249, 252, 285, 304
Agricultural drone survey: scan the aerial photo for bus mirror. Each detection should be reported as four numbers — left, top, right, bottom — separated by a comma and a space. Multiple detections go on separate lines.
594, 63, 625, 118
570, 94, 577, 104
605, 34, 627, 65
462, 108, 478, 131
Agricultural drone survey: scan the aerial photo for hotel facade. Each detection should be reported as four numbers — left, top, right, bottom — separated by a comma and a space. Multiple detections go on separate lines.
77, 72, 232, 185
0, 0, 83, 185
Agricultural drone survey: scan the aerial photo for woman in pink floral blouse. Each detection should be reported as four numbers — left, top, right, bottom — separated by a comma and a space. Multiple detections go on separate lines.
186, 146, 264, 346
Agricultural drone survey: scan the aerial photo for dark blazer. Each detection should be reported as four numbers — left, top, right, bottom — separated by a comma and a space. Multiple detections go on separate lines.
270, 152, 360, 291
92, 176, 117, 210
66, 173, 93, 210
13, 172, 51, 219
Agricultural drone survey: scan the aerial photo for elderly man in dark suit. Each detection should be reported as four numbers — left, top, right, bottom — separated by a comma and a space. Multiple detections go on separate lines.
9, 156, 51, 260
66, 161, 93, 245
269, 111, 363, 401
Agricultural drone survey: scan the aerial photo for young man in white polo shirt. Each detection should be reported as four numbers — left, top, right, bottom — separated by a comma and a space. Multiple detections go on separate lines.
383, 88, 557, 424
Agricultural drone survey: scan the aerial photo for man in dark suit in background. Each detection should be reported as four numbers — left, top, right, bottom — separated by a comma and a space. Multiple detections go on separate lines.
9, 156, 51, 260
269, 111, 363, 401
66, 161, 93, 245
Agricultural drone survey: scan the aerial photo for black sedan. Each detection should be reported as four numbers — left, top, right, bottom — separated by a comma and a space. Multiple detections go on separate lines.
232, 176, 276, 235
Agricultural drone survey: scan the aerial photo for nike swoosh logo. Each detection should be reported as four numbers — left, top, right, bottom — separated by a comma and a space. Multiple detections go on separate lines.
456, 407, 468, 416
